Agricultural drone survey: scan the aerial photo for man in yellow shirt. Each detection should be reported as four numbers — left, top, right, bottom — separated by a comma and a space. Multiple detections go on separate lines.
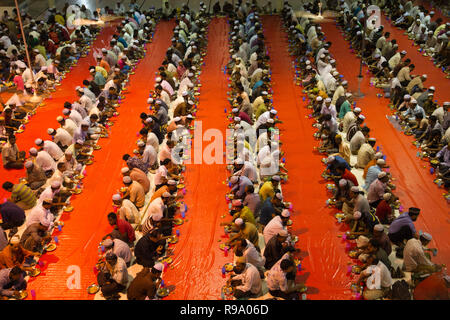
2, 182, 37, 210
259, 175, 280, 202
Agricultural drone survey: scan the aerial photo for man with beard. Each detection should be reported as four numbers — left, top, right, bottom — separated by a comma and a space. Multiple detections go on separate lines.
227, 256, 262, 299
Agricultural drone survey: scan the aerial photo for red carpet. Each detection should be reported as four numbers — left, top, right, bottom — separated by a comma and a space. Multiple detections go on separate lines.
320, 20, 449, 270
379, 14, 450, 104
262, 15, 351, 300
0, 23, 118, 201
26, 21, 175, 300
164, 18, 233, 300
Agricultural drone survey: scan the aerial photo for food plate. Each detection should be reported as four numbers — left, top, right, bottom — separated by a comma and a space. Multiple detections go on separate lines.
350, 284, 362, 292
28, 268, 41, 277
223, 263, 234, 272
291, 235, 299, 243
120, 187, 128, 193
335, 213, 345, 220
16, 129, 24, 133
173, 218, 183, 226
167, 235, 179, 244
156, 287, 170, 298
75, 174, 84, 180
85, 159, 93, 165
14, 290, 28, 300
352, 265, 363, 274
177, 184, 185, 189
159, 256, 173, 264
287, 219, 293, 226
73, 188, 82, 195
87, 284, 100, 295
348, 250, 359, 259
63, 205, 74, 212
219, 243, 230, 251
93, 145, 101, 150
224, 225, 233, 233
221, 285, 234, 295
44, 243, 57, 252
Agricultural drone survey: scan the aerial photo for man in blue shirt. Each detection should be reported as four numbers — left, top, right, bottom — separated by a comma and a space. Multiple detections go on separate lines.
326, 155, 351, 176
230, 175, 253, 199
388, 207, 420, 257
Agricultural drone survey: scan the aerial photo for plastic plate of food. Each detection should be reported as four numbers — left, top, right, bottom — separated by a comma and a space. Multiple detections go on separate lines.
335, 213, 345, 220
352, 265, 363, 274
85, 159, 94, 165
219, 243, 230, 251
44, 243, 57, 252
177, 184, 185, 189
14, 290, 28, 300
120, 187, 128, 193
156, 287, 170, 298
16, 129, 24, 133
167, 235, 179, 244
159, 256, 173, 264
224, 225, 233, 233
28, 268, 41, 277
223, 263, 234, 272
93, 145, 101, 150
63, 205, 74, 212
73, 188, 82, 195
173, 218, 184, 226
291, 235, 299, 243
287, 219, 293, 226
221, 285, 234, 295
87, 284, 100, 295
348, 250, 359, 259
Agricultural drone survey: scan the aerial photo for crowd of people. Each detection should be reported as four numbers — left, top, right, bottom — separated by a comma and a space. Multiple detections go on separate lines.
215, 2, 308, 300
0, 2, 160, 299
282, 0, 448, 300
92, 2, 211, 300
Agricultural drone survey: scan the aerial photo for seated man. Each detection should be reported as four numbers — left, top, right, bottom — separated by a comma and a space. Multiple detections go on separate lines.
226, 218, 260, 251
388, 207, 420, 256
101, 238, 132, 267
20, 221, 52, 254
0, 235, 40, 271
96, 252, 128, 300
134, 229, 166, 268
0, 201, 25, 237
103, 212, 136, 247
0, 266, 27, 299
2, 181, 37, 210
264, 230, 296, 271
403, 232, 440, 275
1, 135, 25, 169
227, 256, 262, 299
112, 194, 139, 225
127, 263, 163, 300
356, 255, 392, 300
263, 209, 290, 245
24, 161, 47, 190
266, 253, 305, 300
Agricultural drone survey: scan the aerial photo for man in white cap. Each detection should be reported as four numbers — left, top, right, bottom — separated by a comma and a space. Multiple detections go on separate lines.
356, 137, 376, 169
364, 158, 386, 190
227, 255, 262, 299
259, 175, 280, 202
367, 172, 390, 208
230, 175, 253, 199
112, 193, 139, 225
57, 116, 77, 137
127, 259, 164, 300
47, 127, 72, 150
122, 176, 145, 209
227, 218, 260, 250
342, 106, 361, 135
234, 237, 265, 275
406, 74, 427, 95
30, 146, 56, 176
263, 209, 290, 245
35, 137, 63, 161
26, 199, 54, 230
24, 160, 47, 190
122, 165, 150, 194
403, 232, 440, 274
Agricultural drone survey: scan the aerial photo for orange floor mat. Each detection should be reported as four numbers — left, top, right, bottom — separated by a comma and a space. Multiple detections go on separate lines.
25, 21, 175, 300
320, 20, 449, 268
163, 17, 233, 300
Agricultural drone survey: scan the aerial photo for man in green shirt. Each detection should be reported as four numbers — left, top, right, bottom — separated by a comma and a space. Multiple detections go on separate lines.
227, 218, 260, 251
338, 94, 353, 119
221, 200, 256, 227
2, 182, 37, 210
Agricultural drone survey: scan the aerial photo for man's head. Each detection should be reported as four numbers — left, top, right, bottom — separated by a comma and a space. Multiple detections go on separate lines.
2, 181, 14, 192
419, 233, 432, 247
107, 212, 118, 226
9, 266, 23, 282
105, 252, 118, 266
408, 207, 420, 221
280, 259, 295, 274
233, 256, 247, 274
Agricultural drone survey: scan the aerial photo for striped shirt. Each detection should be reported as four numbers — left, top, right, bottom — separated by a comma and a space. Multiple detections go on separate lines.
11, 184, 36, 208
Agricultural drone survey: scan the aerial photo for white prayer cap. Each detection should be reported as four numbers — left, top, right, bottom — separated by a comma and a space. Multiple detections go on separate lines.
35, 138, 43, 145
444, 102, 450, 106
374, 53, 381, 58
41, 66, 47, 71
234, 158, 244, 165
330, 59, 336, 64
153, 262, 164, 271
422, 233, 432, 241
188, 73, 193, 77
234, 117, 241, 122
350, 186, 361, 193
121, 167, 130, 174
275, 193, 283, 200
234, 218, 244, 226
29, 147, 38, 154
81, 120, 90, 126
320, 54, 325, 59
10, 235, 20, 244
182, 91, 188, 96
383, 193, 391, 201
430, 11, 435, 14
25, 83, 32, 89
115, 68, 120, 72
316, 96, 323, 101
147, 98, 153, 104
272, 175, 281, 181
356, 31, 362, 35
400, 50, 407, 55
267, 118, 274, 124
325, 97, 332, 103
24, 161, 33, 169
187, 114, 194, 119
101, 48, 107, 53
374, 224, 384, 232
47, 128, 55, 135
173, 117, 181, 122
188, 100, 194, 105
51, 181, 61, 188
332, 71, 339, 76
278, 229, 288, 237
262, 91, 268, 95
378, 171, 387, 179
305, 60, 311, 65
137, 141, 145, 147
155, 77, 161, 82
339, 179, 347, 187
76, 139, 84, 145
123, 176, 132, 184
404, 94, 411, 100
112, 194, 122, 201
345, 92, 352, 97
354, 107, 362, 113
422, 74, 427, 79
230, 176, 239, 184
327, 155, 335, 163
306, 66, 312, 70
168, 180, 177, 185
342, 80, 348, 85
410, 99, 417, 104
145, 118, 153, 123
270, 109, 278, 115
358, 114, 365, 120
281, 209, 290, 217
429, 86, 435, 91
377, 159, 386, 166
33, 48, 39, 53
353, 211, 362, 219
89, 67, 96, 72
